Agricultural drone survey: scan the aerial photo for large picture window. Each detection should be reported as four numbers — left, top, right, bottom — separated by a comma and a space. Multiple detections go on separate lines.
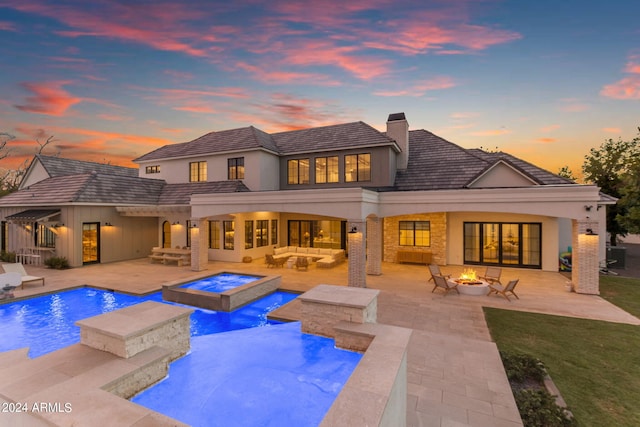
189, 161, 207, 182
315, 156, 339, 183
223, 221, 234, 250
345, 153, 371, 182
256, 220, 268, 247
287, 159, 309, 184
271, 219, 278, 245
399, 221, 430, 247
464, 222, 541, 268
228, 157, 244, 180
209, 221, 220, 249
245, 220, 254, 249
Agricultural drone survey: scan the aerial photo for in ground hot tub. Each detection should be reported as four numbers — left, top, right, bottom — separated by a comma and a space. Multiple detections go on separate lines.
163, 271, 282, 311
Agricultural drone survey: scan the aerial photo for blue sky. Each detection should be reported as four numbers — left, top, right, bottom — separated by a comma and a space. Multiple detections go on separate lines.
1, 0, 638, 178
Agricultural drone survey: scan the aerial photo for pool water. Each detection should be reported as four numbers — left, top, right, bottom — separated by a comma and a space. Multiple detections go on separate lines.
179, 272, 261, 293
0, 287, 363, 426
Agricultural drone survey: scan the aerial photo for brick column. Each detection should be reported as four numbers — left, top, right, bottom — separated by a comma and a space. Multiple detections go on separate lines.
190, 219, 209, 272
366, 217, 382, 276
571, 219, 599, 294
348, 220, 366, 288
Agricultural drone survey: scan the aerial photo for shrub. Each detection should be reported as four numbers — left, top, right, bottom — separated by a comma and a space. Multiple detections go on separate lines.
45, 256, 70, 270
500, 350, 546, 384
0, 251, 16, 263
515, 389, 575, 427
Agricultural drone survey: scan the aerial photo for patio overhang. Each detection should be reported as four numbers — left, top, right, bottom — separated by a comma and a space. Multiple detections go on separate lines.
6, 209, 60, 223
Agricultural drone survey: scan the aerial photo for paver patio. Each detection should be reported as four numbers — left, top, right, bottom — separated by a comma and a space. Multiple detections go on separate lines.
3, 259, 639, 426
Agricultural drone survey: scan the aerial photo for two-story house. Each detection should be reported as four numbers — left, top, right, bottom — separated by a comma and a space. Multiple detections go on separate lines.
0, 113, 610, 293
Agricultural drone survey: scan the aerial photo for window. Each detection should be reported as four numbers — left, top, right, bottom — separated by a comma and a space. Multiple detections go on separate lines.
36, 223, 56, 248
228, 157, 244, 180
287, 159, 310, 184
145, 165, 160, 174
256, 220, 268, 247
209, 221, 221, 249
223, 221, 234, 250
245, 220, 254, 249
463, 222, 542, 268
345, 153, 371, 182
399, 221, 430, 247
1, 221, 7, 252
271, 219, 278, 245
189, 161, 207, 182
315, 156, 339, 183
186, 220, 192, 248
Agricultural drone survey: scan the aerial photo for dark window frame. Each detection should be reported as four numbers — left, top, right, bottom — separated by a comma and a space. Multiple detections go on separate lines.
228, 157, 245, 180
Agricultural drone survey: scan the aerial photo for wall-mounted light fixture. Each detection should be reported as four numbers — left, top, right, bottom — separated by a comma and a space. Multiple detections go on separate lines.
172, 221, 180, 225
191, 222, 198, 228
348, 226, 358, 234
53, 223, 65, 228
104, 222, 113, 227
585, 228, 597, 236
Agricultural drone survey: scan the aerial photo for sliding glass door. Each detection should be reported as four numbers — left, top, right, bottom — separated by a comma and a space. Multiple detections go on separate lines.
464, 222, 541, 268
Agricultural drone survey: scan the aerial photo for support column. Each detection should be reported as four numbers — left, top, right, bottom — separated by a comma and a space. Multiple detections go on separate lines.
366, 217, 382, 276
347, 220, 366, 288
571, 219, 600, 294
190, 219, 209, 272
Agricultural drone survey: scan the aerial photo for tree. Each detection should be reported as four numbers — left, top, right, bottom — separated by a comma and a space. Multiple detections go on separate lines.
617, 130, 640, 234
0, 133, 57, 196
557, 165, 578, 181
582, 129, 640, 245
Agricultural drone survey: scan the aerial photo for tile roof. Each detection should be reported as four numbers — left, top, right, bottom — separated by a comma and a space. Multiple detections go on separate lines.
36, 155, 138, 178
6, 209, 60, 221
134, 121, 398, 162
272, 121, 398, 155
158, 181, 250, 205
134, 126, 280, 162
392, 130, 571, 191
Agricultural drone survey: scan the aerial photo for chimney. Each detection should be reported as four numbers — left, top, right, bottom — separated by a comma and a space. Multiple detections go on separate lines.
387, 112, 409, 170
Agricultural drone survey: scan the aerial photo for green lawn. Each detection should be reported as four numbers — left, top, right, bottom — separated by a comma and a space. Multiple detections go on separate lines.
484, 276, 640, 427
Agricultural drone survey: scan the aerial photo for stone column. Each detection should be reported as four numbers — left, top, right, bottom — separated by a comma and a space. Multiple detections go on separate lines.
366, 217, 382, 276
347, 220, 366, 288
190, 219, 209, 272
571, 219, 600, 294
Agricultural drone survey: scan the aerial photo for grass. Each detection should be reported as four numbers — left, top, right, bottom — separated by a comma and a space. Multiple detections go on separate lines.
484, 275, 640, 427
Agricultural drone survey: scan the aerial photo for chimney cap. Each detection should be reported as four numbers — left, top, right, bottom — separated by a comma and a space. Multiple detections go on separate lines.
387, 112, 406, 122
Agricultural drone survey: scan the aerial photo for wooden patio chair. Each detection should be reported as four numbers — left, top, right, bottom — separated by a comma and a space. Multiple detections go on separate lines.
428, 264, 451, 282
488, 279, 520, 301
295, 257, 309, 271
431, 275, 459, 296
479, 266, 502, 284
265, 254, 286, 268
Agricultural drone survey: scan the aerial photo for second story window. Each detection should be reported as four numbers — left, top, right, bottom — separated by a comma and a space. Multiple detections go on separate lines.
287, 159, 309, 184
189, 161, 207, 182
228, 157, 244, 180
145, 165, 160, 174
315, 156, 339, 183
345, 153, 371, 182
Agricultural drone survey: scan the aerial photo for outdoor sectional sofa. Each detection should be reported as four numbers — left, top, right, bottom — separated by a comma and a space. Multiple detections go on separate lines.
273, 246, 345, 268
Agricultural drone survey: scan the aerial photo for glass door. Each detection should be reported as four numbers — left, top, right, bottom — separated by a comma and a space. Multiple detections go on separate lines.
463, 222, 541, 268
82, 222, 100, 264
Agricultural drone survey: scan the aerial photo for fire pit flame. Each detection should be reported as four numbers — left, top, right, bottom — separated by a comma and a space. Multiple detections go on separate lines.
459, 268, 477, 281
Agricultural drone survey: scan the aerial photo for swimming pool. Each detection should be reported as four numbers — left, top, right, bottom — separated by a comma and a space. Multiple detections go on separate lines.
178, 272, 261, 293
0, 287, 362, 426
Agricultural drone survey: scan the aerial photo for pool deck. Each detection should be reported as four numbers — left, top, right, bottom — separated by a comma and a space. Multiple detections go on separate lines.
2, 258, 640, 427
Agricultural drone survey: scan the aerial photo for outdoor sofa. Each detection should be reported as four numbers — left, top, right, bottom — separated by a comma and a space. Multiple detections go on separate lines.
272, 246, 345, 268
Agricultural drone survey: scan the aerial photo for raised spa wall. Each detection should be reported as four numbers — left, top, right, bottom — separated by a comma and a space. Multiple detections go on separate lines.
162, 271, 281, 311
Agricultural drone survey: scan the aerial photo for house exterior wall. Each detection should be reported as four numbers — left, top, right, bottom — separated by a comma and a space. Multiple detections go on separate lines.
469, 164, 536, 188
383, 213, 447, 265
19, 161, 50, 189
446, 212, 559, 271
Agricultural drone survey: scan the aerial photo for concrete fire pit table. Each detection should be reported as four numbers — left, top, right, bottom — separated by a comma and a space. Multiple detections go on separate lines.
448, 278, 490, 296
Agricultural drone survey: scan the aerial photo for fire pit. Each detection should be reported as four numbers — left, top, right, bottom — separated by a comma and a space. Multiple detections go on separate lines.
450, 268, 490, 296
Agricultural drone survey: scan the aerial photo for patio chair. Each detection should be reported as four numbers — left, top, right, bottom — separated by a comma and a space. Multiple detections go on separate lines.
1, 263, 45, 289
428, 264, 452, 282
488, 279, 519, 301
265, 254, 286, 268
479, 266, 502, 284
431, 275, 459, 296
295, 256, 309, 271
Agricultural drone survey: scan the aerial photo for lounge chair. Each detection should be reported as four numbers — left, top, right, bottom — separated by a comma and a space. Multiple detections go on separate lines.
295, 256, 309, 271
1, 263, 45, 289
479, 266, 502, 284
488, 279, 519, 301
428, 264, 451, 282
265, 254, 286, 268
431, 275, 459, 296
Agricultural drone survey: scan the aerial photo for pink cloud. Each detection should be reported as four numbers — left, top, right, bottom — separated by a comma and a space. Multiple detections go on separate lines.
602, 127, 621, 134
601, 76, 640, 100
14, 81, 82, 116
558, 99, 590, 112
374, 76, 456, 96
0, 21, 18, 31
540, 124, 560, 132
535, 137, 556, 144
234, 62, 340, 86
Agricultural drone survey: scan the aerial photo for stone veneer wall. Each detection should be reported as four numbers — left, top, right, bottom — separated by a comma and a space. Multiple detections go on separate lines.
383, 213, 447, 265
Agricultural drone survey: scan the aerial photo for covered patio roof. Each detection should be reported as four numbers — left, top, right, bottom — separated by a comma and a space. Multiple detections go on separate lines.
5, 209, 60, 222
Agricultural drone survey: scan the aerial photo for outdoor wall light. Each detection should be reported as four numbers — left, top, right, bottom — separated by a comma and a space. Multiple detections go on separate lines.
104, 222, 113, 227
584, 205, 593, 211
348, 226, 358, 234
190, 223, 198, 228
585, 228, 597, 236
172, 221, 180, 225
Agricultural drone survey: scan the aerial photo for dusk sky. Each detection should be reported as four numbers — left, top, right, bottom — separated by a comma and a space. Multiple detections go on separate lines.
1, 0, 639, 179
